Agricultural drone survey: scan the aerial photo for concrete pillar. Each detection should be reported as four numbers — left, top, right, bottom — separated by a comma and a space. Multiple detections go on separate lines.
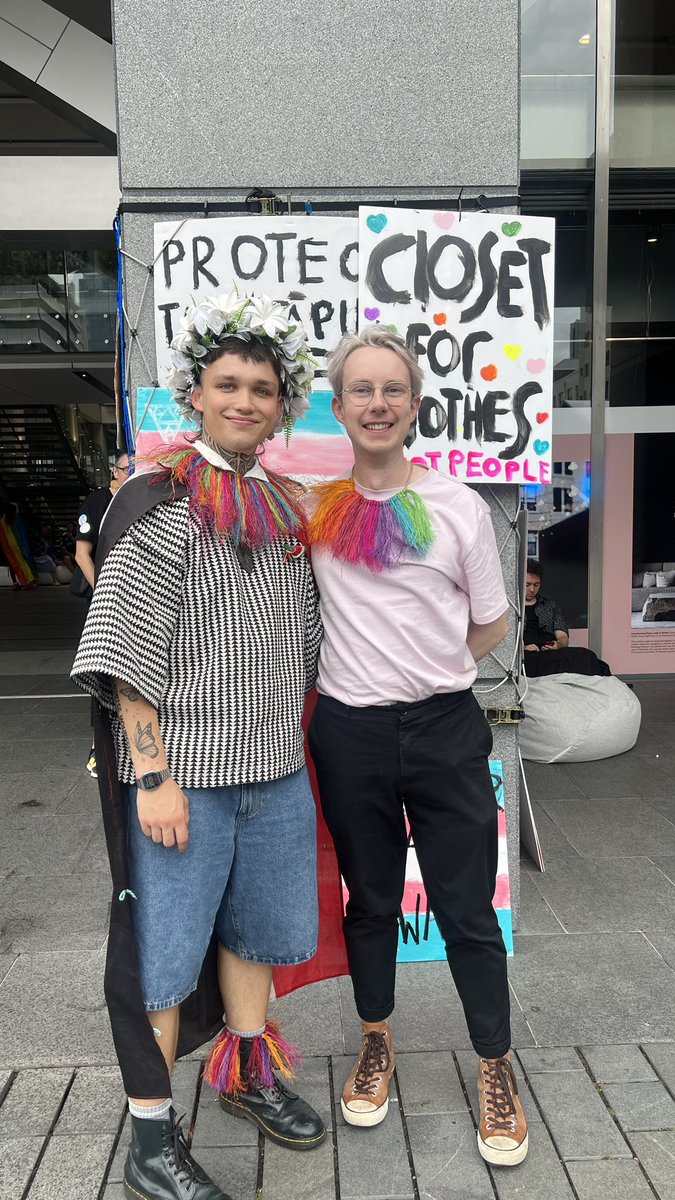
111, 0, 522, 915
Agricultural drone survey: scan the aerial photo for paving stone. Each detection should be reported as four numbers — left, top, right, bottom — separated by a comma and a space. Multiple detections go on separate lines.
581, 1045, 658, 1084
28, 1132, 115, 1200
517, 1047, 583, 1074
101, 1186, 125, 1200
0, 769, 81, 814
0, 1068, 72, 1137
106, 1118, 129, 1184
650, 856, 675, 885
566, 1158, 654, 1199
455, 1049, 542, 1129
405, 1111, 493, 1200
395, 1050, 468, 1115
644, 930, 675, 971
557, 754, 675, 800
54, 1066, 126, 1135
340, 967, 534, 1056
189, 1146, 259, 1199
600, 1080, 675, 1132
0, 737, 92, 776
641, 1042, 675, 1093
542, 797, 675, 860
0, 1136, 44, 1200
517, 871, 565, 935
0, 810, 105, 877
0, 1071, 12, 1101
0, 872, 111, 955
526, 1070, 629, 1160
191, 1082, 259, 1149
631, 1130, 675, 1200
334, 1081, 413, 1199
54, 777, 104, 816
519, 760, 586, 801
509, 933, 675, 1044
528, 854, 675, 933
528, 803, 582, 868
491, 1123, 576, 1200
172, 1059, 201, 1119
0, 949, 115, 1070
263, 1135, 335, 1200
0, 955, 17, 986
270, 977, 345, 1055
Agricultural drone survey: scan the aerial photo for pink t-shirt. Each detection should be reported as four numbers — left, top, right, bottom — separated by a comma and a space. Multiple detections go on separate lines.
312, 469, 508, 706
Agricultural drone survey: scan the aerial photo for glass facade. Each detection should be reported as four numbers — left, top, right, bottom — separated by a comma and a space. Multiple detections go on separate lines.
612, 0, 675, 167
521, 0, 597, 168
0, 248, 116, 354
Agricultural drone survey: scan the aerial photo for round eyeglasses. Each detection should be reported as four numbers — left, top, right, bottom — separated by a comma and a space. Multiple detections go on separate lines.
340, 383, 413, 407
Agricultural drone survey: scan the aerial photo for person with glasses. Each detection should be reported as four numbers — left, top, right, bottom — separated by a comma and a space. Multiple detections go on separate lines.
306, 327, 528, 1167
75, 449, 130, 778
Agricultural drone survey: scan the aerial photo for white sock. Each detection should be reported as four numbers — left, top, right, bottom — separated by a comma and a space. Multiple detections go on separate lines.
128, 1098, 172, 1121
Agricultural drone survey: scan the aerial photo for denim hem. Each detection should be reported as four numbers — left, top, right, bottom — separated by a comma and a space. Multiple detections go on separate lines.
472, 1040, 512, 1060
219, 943, 317, 968
144, 979, 200, 1012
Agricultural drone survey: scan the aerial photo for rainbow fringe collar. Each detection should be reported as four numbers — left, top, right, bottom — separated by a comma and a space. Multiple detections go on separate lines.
149, 446, 307, 551
308, 476, 435, 573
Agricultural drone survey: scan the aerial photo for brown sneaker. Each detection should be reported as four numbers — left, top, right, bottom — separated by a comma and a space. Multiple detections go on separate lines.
477, 1055, 529, 1166
341, 1025, 396, 1127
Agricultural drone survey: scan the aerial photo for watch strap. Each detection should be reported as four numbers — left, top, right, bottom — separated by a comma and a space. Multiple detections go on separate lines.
136, 767, 172, 791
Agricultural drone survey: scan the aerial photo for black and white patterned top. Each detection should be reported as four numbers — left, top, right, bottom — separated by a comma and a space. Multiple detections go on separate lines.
71, 492, 322, 788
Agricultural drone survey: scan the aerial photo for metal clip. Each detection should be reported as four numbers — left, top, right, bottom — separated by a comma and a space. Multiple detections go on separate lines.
484, 707, 525, 725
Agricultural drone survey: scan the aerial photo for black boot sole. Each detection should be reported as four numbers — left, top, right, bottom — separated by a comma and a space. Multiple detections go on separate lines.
218, 1094, 326, 1151
123, 1179, 150, 1200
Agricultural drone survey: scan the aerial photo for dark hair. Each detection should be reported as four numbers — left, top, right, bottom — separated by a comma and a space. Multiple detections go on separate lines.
113, 449, 128, 467
201, 336, 282, 390
526, 557, 542, 580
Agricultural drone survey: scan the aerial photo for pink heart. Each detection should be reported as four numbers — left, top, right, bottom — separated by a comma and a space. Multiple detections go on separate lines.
364, 307, 380, 322
527, 358, 546, 374
433, 211, 456, 230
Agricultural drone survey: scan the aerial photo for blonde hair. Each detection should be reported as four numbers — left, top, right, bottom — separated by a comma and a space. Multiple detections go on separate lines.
327, 327, 424, 396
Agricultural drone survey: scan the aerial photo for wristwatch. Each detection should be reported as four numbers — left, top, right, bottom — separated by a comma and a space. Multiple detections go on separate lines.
136, 767, 172, 791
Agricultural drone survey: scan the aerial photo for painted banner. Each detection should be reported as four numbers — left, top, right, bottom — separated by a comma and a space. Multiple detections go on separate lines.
359, 206, 555, 485
339, 760, 513, 963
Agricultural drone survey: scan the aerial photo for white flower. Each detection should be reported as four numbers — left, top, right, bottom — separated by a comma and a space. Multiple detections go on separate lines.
191, 342, 209, 359
246, 295, 289, 339
171, 330, 193, 353
166, 367, 193, 393
199, 299, 225, 337
214, 289, 242, 321
170, 350, 194, 372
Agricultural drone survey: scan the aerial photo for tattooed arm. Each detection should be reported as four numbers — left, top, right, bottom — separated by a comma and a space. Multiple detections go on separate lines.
115, 680, 190, 852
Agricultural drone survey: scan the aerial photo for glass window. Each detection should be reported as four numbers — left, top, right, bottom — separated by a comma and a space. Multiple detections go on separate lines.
612, 0, 675, 168
521, 0, 597, 168
65, 249, 117, 353
607, 213, 675, 404
523, 459, 591, 628
0, 250, 67, 353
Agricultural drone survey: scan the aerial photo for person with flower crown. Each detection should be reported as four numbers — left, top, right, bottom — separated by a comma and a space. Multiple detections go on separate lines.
306, 327, 529, 1168
72, 292, 327, 1200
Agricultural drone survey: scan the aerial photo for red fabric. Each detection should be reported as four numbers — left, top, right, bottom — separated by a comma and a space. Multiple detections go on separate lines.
272, 692, 349, 998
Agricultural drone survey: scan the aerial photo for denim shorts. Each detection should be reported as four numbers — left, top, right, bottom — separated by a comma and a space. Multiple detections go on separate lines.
124, 769, 318, 1011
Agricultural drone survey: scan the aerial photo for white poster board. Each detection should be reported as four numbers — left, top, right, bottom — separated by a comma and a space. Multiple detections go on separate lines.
359, 207, 555, 485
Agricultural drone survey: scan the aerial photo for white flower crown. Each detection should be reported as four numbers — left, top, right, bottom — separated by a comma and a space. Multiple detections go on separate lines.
166, 290, 316, 438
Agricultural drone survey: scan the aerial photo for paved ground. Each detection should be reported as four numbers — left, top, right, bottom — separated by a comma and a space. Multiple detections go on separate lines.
0, 588, 674, 1200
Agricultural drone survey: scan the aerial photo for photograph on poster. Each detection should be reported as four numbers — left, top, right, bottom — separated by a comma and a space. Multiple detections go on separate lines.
631, 432, 675, 648
359, 206, 556, 485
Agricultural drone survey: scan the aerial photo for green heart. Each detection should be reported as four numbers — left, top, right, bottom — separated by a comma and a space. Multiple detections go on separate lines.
502, 221, 522, 238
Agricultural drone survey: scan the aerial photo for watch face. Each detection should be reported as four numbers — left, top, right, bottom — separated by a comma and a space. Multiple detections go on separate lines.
140, 771, 162, 790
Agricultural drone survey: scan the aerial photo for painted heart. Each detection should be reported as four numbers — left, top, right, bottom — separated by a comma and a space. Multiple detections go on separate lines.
480, 364, 498, 382
364, 307, 380, 321
536, 412, 549, 424
503, 344, 522, 361
502, 221, 522, 238
533, 440, 549, 456
366, 213, 388, 235
433, 211, 456, 230
433, 313, 447, 326
527, 358, 546, 374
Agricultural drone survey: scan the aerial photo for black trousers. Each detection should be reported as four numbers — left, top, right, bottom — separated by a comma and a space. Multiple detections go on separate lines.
308, 689, 511, 1059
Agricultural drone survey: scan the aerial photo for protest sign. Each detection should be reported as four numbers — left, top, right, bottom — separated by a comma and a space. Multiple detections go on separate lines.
359, 206, 555, 485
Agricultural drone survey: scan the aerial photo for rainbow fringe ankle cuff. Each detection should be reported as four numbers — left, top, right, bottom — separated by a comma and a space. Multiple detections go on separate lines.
308, 477, 435, 572
203, 1021, 302, 1095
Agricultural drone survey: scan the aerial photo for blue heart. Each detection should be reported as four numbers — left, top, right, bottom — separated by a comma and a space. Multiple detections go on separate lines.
533, 439, 549, 456
366, 213, 388, 235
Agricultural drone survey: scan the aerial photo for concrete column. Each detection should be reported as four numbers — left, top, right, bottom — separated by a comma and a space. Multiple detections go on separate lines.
111, 0, 522, 915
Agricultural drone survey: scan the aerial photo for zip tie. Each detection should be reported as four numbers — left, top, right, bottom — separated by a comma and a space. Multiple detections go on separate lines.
119, 889, 138, 901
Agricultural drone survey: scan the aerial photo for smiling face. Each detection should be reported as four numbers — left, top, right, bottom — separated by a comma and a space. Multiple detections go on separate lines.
191, 351, 283, 454
332, 346, 420, 462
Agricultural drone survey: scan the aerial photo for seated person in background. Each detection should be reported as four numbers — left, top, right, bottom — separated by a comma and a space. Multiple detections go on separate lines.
524, 559, 568, 650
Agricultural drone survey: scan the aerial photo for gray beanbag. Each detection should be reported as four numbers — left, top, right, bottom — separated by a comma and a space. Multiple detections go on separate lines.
520, 673, 641, 763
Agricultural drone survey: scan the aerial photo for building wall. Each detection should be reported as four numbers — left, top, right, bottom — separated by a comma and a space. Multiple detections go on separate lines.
112, 0, 524, 914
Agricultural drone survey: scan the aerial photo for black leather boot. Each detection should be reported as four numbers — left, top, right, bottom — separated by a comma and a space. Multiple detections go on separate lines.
123, 1110, 233, 1200
219, 1078, 326, 1150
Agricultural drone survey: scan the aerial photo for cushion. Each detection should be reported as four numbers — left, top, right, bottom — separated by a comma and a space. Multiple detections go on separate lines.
632, 573, 644, 587
642, 572, 657, 587
656, 571, 675, 588
520, 674, 641, 763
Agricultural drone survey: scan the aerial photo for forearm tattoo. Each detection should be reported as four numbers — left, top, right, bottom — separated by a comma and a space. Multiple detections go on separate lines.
118, 682, 142, 703
134, 720, 159, 759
